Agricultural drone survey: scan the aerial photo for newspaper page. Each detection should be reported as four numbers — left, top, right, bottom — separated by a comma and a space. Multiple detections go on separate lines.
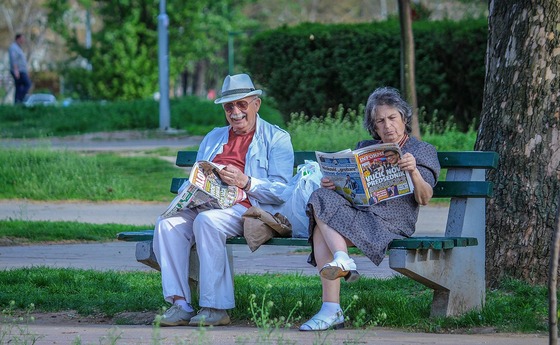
353, 143, 414, 205
161, 161, 247, 218
314, 149, 370, 206
315, 143, 413, 206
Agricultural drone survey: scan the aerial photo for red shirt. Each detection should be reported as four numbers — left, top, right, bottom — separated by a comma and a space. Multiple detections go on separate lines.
213, 128, 255, 208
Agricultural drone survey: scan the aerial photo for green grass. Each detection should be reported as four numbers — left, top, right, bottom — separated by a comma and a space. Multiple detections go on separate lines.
0, 148, 181, 202
0, 220, 149, 244
0, 267, 549, 333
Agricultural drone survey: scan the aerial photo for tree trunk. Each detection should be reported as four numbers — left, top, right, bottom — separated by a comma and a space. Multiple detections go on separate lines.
549, 197, 560, 345
193, 60, 208, 98
398, 0, 421, 139
476, 1, 560, 287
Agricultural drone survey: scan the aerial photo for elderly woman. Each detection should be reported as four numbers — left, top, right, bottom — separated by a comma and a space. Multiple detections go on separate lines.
300, 87, 440, 331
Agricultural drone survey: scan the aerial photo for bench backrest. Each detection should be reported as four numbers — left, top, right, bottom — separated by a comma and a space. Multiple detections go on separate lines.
170, 151, 499, 199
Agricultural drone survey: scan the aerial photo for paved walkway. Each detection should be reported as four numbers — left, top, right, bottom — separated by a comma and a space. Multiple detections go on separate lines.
0, 200, 448, 278
20, 324, 548, 345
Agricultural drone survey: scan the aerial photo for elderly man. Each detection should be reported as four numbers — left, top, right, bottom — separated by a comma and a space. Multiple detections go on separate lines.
153, 73, 294, 327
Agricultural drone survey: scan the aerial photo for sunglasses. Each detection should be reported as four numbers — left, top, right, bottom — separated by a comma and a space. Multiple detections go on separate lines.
223, 97, 258, 114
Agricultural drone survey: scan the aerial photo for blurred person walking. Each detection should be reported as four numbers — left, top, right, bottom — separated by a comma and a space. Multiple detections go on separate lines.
8, 33, 32, 104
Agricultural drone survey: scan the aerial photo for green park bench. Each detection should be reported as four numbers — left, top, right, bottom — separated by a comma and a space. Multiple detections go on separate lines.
117, 150, 498, 317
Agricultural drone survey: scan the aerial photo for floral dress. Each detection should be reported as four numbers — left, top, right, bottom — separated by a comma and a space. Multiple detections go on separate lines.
306, 136, 441, 266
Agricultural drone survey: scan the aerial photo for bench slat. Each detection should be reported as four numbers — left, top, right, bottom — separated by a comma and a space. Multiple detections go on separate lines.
170, 177, 493, 198
388, 237, 478, 250
433, 181, 493, 198
227, 237, 309, 246
117, 230, 478, 252
117, 230, 155, 242
437, 151, 498, 170
176, 151, 499, 170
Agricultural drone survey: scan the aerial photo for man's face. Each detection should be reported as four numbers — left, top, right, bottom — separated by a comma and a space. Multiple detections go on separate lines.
222, 96, 261, 135
385, 151, 399, 165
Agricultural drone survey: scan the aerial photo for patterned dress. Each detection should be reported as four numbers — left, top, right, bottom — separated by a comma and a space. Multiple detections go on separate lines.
306, 136, 441, 266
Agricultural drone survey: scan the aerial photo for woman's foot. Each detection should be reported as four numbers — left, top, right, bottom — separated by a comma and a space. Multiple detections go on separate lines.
299, 310, 344, 331
320, 257, 360, 282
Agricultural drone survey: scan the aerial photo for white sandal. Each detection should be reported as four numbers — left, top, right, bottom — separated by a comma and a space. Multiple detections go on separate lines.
299, 310, 344, 331
320, 257, 360, 282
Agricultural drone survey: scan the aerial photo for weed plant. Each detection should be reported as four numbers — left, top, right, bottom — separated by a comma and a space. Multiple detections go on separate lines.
1, 301, 43, 344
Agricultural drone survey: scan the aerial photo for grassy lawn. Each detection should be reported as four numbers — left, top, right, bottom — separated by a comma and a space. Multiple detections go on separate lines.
0, 267, 548, 334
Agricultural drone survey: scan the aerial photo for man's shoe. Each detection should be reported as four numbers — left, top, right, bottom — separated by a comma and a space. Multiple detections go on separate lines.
157, 305, 196, 327
319, 257, 360, 282
299, 310, 344, 331
189, 307, 231, 326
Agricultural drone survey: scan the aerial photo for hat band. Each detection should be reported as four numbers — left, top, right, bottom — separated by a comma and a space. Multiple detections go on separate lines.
221, 88, 255, 97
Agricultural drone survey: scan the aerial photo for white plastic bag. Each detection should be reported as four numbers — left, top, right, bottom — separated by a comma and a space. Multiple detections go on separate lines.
278, 160, 322, 238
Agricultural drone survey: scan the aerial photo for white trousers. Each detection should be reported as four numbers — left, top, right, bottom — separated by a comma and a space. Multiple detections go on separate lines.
153, 204, 247, 310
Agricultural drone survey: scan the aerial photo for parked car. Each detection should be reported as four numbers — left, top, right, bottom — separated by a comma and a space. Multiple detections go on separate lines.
24, 93, 57, 107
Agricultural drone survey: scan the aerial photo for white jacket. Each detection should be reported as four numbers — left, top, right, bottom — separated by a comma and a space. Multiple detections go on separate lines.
195, 115, 294, 212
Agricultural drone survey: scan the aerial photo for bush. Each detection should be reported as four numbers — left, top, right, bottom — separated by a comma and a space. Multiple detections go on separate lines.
246, 19, 487, 131
0, 96, 285, 138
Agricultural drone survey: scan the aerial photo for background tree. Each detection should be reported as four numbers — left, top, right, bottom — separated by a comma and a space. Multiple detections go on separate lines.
46, 0, 252, 101
398, 0, 420, 138
476, 1, 560, 287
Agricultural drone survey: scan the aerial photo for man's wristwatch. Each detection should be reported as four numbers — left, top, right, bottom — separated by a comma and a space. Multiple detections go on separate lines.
242, 176, 251, 191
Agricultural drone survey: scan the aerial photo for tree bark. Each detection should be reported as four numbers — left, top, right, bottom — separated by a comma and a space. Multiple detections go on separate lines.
549, 196, 560, 345
398, 0, 421, 139
476, 1, 560, 287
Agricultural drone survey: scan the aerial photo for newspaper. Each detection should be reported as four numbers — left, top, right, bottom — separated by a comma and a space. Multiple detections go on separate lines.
161, 161, 247, 218
315, 143, 413, 206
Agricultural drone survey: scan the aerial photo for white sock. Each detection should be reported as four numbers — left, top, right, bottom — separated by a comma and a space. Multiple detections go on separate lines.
319, 301, 342, 315
174, 299, 194, 312
333, 251, 350, 262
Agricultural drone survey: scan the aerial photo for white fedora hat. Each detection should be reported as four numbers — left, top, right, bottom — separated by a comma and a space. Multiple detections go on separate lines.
214, 74, 262, 104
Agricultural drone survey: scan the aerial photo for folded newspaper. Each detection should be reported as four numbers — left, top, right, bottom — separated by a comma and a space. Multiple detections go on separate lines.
161, 161, 247, 218
315, 143, 413, 206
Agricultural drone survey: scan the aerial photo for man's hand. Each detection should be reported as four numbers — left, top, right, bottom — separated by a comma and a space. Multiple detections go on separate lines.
218, 164, 248, 189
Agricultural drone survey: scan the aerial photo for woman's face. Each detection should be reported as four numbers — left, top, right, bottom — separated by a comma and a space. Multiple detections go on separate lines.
373, 105, 406, 143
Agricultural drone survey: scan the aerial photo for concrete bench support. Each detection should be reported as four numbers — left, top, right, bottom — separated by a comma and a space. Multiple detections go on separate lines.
389, 168, 486, 317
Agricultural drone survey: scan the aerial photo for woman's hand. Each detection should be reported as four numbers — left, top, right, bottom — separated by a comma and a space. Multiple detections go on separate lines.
320, 177, 336, 190
398, 152, 417, 172
399, 153, 433, 205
